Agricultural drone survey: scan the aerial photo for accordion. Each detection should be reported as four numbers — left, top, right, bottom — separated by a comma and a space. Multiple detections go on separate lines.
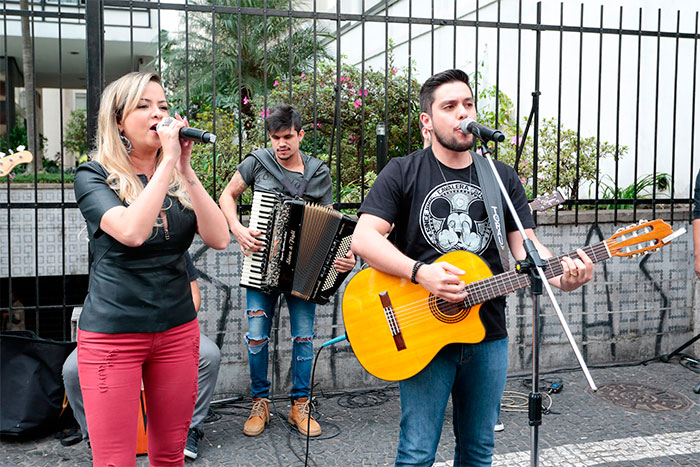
240, 190, 356, 304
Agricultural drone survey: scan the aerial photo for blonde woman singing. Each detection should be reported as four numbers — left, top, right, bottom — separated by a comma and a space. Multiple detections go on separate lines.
73, 72, 229, 466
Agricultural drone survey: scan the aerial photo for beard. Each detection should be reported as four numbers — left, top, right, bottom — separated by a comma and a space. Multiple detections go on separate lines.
433, 126, 474, 152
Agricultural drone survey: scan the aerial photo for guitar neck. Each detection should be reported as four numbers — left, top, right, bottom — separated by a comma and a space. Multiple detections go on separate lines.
464, 241, 611, 307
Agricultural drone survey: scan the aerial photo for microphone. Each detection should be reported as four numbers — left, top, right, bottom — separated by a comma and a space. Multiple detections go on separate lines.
156, 117, 217, 144
459, 118, 505, 143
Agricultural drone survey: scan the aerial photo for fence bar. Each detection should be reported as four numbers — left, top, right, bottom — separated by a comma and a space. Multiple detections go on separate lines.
652, 9, 661, 219
614, 6, 623, 224
129, 1, 134, 71
691, 13, 699, 222
594, 5, 603, 223
575, 3, 584, 225
210, 2, 217, 199
312, 0, 318, 158
406, 0, 412, 155
85, 0, 104, 150
359, 0, 366, 202
555, 2, 563, 226
474, 0, 479, 106
58, 1, 67, 340
670, 10, 680, 225
634, 8, 642, 221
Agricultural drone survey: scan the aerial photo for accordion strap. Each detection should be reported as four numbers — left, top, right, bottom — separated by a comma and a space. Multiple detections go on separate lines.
247, 148, 324, 198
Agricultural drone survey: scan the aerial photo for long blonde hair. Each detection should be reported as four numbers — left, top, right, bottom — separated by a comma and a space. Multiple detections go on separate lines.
91, 72, 192, 210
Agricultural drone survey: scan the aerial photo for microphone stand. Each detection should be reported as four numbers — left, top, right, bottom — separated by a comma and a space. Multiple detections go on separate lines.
476, 137, 597, 467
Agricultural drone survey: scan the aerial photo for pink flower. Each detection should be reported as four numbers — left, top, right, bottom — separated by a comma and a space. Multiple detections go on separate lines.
243, 96, 249, 105
392, 66, 398, 74
353, 99, 362, 108
301, 73, 306, 79
348, 133, 356, 143
348, 90, 355, 96
340, 76, 349, 82
273, 80, 279, 87
260, 109, 270, 118
358, 89, 368, 97
316, 122, 322, 129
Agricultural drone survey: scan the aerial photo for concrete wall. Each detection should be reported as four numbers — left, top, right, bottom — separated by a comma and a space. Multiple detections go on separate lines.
1, 185, 697, 397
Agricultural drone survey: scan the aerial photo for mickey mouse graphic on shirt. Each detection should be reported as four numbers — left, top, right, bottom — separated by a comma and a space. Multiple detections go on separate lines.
420, 181, 492, 255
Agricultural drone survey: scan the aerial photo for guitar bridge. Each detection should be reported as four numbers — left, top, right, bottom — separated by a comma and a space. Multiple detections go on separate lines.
378, 291, 406, 351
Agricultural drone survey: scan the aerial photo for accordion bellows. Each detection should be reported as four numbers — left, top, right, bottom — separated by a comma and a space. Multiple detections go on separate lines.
240, 190, 356, 304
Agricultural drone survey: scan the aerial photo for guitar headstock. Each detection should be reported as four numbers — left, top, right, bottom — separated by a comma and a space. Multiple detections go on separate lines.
606, 219, 680, 258
0, 149, 33, 177
529, 188, 566, 213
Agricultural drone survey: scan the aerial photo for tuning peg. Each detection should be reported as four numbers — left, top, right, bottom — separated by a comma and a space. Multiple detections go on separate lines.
8, 149, 13, 154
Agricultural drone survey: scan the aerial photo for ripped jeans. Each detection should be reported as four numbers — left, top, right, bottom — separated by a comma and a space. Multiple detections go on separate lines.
246, 289, 316, 401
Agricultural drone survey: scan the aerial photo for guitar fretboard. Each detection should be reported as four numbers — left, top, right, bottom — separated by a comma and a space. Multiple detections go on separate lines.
463, 241, 611, 307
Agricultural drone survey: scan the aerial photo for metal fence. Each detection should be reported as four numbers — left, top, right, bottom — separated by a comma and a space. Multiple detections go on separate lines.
1, 0, 698, 339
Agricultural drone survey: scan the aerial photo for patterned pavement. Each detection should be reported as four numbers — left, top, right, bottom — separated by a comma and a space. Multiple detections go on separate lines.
1, 360, 698, 466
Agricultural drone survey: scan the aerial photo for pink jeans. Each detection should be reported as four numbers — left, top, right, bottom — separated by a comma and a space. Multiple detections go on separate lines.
77, 319, 200, 467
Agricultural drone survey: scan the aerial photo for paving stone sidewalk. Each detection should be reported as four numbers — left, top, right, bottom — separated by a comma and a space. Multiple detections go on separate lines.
2, 361, 698, 466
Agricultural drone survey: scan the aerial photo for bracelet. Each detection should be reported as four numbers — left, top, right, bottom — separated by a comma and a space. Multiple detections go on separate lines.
410, 261, 425, 284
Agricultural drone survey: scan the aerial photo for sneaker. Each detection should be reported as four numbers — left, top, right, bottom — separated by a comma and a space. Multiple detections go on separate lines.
184, 426, 203, 460
243, 397, 270, 437
288, 397, 321, 437
494, 419, 505, 432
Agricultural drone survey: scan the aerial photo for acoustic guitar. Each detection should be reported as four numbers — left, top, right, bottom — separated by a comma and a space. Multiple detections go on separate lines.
342, 219, 679, 381
0, 149, 33, 177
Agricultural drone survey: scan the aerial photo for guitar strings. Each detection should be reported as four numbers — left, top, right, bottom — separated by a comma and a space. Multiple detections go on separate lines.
377, 242, 612, 331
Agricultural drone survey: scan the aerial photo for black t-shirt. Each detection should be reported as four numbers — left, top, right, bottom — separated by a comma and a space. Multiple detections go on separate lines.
358, 147, 534, 341
74, 161, 197, 333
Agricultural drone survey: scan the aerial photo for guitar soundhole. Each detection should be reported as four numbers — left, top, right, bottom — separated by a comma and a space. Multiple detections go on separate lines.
428, 294, 470, 323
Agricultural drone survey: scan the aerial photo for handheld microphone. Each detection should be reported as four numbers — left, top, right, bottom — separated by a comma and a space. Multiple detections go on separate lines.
459, 118, 505, 143
157, 117, 217, 144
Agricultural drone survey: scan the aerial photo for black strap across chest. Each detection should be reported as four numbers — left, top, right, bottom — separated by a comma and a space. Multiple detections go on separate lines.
247, 148, 324, 198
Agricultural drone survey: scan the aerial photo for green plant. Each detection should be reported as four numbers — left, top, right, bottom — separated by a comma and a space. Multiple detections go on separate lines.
0, 122, 30, 155
188, 106, 246, 200
64, 109, 88, 158
595, 173, 671, 209
187, 50, 422, 204
246, 53, 423, 197
158, 0, 331, 115
0, 172, 75, 183
477, 85, 626, 201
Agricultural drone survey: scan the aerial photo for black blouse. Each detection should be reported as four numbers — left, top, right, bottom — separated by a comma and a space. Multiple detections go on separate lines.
74, 161, 197, 333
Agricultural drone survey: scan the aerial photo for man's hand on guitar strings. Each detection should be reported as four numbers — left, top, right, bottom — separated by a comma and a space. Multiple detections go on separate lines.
558, 248, 594, 292
415, 261, 469, 304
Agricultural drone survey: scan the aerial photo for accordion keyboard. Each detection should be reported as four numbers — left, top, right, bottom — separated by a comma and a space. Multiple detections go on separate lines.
239, 190, 277, 289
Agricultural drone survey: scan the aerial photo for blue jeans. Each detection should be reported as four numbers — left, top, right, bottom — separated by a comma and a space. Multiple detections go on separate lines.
245, 288, 316, 401
396, 338, 509, 467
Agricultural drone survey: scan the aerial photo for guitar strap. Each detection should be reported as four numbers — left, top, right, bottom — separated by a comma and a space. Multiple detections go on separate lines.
247, 148, 324, 198
470, 151, 510, 270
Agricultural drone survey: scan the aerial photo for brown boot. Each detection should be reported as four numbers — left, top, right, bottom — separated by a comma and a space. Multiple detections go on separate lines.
243, 397, 270, 436
287, 397, 321, 437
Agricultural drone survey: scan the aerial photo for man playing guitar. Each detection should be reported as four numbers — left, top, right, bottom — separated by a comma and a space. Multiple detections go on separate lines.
351, 69, 595, 466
